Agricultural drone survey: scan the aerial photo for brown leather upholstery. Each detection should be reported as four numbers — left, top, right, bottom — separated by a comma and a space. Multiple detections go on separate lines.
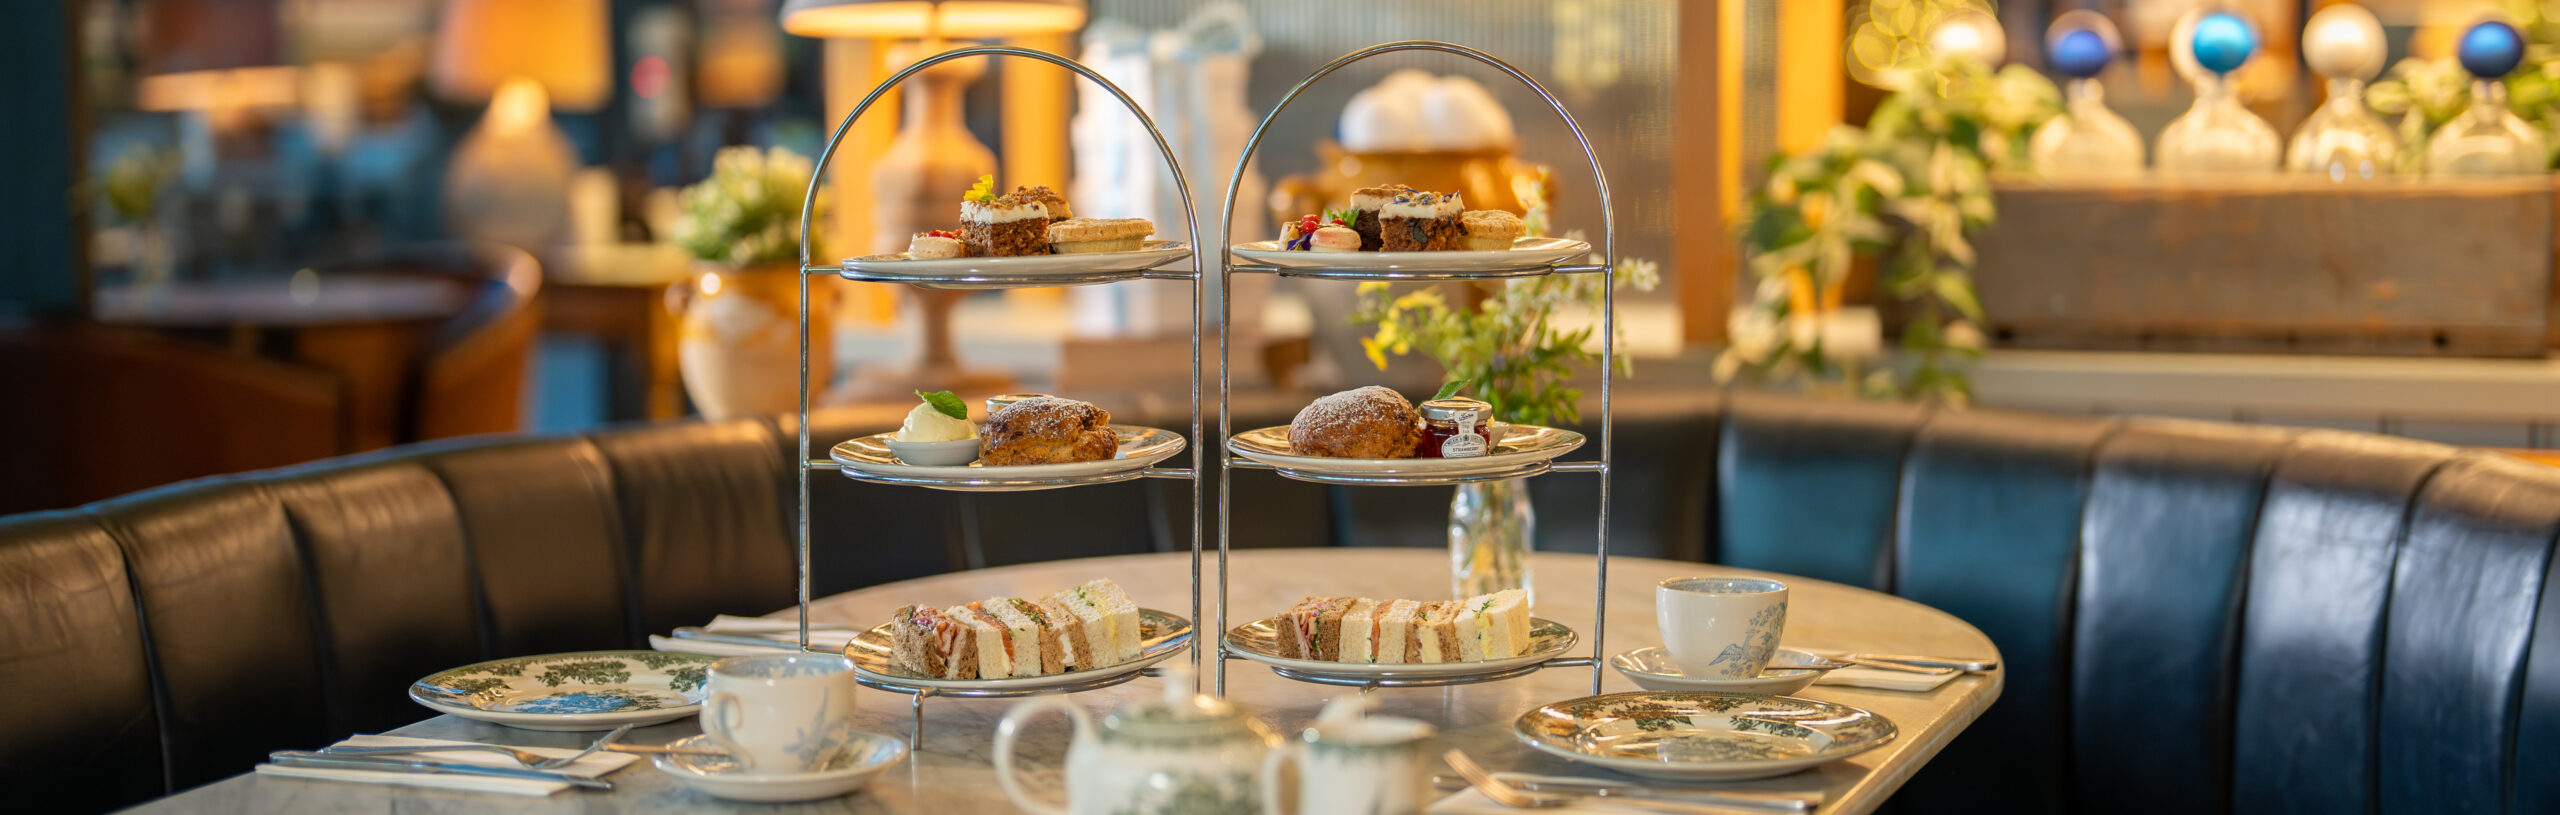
589, 418, 797, 638
416, 437, 634, 656
84, 480, 326, 791
0, 511, 161, 808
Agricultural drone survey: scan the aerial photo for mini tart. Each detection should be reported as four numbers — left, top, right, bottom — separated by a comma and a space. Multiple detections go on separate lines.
1459, 210, 1526, 251
909, 230, 966, 260
1046, 218, 1154, 254
961, 195, 1050, 257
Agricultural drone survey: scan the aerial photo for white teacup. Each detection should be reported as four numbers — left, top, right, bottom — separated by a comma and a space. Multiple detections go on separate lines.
1657, 577, 1789, 678
1259, 704, 1435, 815
700, 653, 860, 774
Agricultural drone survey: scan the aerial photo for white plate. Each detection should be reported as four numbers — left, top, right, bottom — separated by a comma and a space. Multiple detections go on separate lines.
654, 732, 907, 803
1610, 647, 1826, 695
841, 241, 1190, 288
1230, 237, 1591, 277
831, 426, 1186, 492
410, 651, 715, 732
845, 608, 1193, 692
1514, 692, 1899, 781
1226, 424, 1584, 477
1224, 616, 1577, 680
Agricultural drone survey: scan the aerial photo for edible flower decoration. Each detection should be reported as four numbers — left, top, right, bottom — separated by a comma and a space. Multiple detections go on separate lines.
1286, 210, 1358, 250
965, 174, 998, 203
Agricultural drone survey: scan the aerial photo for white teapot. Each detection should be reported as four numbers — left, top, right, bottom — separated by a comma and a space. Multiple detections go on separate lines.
994, 668, 1275, 815
1260, 696, 1437, 815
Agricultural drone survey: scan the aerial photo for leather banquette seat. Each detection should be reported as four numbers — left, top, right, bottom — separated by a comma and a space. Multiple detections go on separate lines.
2, 392, 2555, 813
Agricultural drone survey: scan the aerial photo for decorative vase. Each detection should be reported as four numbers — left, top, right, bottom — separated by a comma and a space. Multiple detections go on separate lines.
673, 262, 834, 419
1449, 477, 1534, 601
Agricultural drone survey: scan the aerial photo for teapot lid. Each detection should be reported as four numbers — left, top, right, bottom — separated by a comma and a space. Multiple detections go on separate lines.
1100, 665, 1263, 740
1299, 695, 1435, 746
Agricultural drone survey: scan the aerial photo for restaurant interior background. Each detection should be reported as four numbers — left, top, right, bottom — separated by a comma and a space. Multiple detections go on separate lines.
8, 0, 2560, 512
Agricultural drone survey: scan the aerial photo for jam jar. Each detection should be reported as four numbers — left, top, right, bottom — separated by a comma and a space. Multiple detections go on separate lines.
1417, 397, 1494, 458
986, 393, 1056, 414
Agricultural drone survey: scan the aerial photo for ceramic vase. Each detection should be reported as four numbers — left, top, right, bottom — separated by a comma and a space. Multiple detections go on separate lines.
674, 262, 834, 419
1449, 477, 1534, 601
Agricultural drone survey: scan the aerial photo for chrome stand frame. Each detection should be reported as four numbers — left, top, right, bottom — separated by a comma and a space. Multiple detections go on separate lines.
790, 46, 1207, 740
1212, 41, 1616, 698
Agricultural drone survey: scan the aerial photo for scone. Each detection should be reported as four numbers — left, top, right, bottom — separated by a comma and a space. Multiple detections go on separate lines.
980, 396, 1118, 465
1288, 386, 1421, 458
1460, 210, 1525, 251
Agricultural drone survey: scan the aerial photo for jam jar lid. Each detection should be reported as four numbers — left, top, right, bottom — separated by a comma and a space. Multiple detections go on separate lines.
1419, 397, 1492, 424
985, 393, 1056, 413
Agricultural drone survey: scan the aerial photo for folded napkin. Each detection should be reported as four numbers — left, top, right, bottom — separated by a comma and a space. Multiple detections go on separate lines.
1805, 649, 1961, 693
254, 734, 637, 797
1430, 788, 1662, 814
648, 614, 861, 657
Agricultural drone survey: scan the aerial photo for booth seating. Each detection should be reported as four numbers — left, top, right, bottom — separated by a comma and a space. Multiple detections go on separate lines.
2, 392, 2555, 813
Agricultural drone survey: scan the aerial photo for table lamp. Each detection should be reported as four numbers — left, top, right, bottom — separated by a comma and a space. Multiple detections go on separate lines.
430, 0, 610, 252
779, 0, 1087, 400
137, 0, 296, 151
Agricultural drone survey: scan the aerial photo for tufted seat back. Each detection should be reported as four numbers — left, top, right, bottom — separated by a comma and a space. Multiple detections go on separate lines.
1715, 393, 2560, 814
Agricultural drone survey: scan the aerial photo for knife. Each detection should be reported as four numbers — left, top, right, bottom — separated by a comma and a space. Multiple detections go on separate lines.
1432, 773, 1821, 811
1843, 652, 1998, 672
268, 752, 614, 790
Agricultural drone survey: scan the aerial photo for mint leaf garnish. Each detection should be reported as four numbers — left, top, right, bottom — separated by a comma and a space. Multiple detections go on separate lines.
1432, 377, 1474, 401
916, 390, 967, 421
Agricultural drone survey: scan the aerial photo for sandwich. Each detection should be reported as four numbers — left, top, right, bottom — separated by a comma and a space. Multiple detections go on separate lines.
1278, 596, 1355, 660
973, 598, 1051, 677
1468, 589, 1532, 659
885, 579, 1148, 679
1035, 595, 1090, 670
891, 605, 975, 679
1413, 601, 1465, 663
1053, 579, 1143, 668
1373, 599, 1422, 664
1339, 598, 1383, 663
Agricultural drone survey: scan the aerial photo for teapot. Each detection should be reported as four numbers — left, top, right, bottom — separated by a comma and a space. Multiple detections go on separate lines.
994, 667, 1275, 815
1260, 696, 1437, 815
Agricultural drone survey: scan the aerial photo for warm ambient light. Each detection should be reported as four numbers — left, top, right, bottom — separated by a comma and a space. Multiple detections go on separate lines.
429, 0, 610, 111
778, 0, 1086, 38
1927, 8, 2007, 66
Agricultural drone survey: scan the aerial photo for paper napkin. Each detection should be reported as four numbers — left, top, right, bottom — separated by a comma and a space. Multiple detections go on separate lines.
254, 734, 637, 797
647, 614, 861, 657
1805, 649, 1962, 693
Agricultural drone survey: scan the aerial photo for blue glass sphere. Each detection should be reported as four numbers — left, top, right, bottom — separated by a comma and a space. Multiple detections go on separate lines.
2190, 12, 2257, 75
2459, 20, 2526, 78
2049, 28, 2111, 78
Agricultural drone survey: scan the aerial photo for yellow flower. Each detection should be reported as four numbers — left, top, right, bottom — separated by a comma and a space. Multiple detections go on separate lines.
1360, 337, 1388, 370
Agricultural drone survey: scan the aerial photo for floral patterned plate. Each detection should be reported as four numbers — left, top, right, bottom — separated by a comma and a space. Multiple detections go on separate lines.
1514, 691, 1898, 781
410, 650, 717, 731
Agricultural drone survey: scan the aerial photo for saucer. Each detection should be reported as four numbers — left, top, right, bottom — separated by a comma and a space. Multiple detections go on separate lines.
1515, 691, 1897, 781
653, 732, 907, 802
1610, 647, 1826, 695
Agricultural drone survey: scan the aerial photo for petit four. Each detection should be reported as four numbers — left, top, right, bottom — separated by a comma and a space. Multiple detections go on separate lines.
889, 579, 1146, 680
1276, 589, 1530, 663
1459, 209, 1525, 251
980, 395, 1118, 465
1288, 386, 1421, 459
959, 176, 1050, 257
1047, 217, 1154, 254
1380, 189, 1463, 251
1348, 184, 1413, 251
909, 229, 966, 260
1309, 225, 1362, 253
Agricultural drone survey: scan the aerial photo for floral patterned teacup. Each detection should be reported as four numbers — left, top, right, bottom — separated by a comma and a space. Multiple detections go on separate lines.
701, 653, 859, 774
1657, 577, 1789, 679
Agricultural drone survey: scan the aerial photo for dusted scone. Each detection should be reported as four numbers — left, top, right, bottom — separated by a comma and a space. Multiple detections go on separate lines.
980, 396, 1118, 465
1288, 385, 1420, 458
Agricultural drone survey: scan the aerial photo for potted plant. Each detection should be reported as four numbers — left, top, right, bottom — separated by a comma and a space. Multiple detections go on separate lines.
670, 145, 832, 419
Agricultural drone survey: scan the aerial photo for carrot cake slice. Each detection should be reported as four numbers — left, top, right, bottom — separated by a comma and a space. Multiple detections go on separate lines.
959, 176, 1049, 257
1380, 190, 1463, 251
1348, 184, 1413, 251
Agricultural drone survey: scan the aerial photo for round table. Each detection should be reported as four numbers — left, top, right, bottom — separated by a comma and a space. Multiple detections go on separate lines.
131, 549, 2001, 815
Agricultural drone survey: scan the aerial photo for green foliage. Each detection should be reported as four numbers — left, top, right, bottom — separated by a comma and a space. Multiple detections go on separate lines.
2369, 1, 2560, 172
101, 146, 178, 223
674, 145, 825, 267
1721, 57, 2054, 406
1350, 251, 1661, 427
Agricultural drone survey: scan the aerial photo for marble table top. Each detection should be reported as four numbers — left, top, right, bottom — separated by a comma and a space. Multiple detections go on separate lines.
126, 549, 2000, 814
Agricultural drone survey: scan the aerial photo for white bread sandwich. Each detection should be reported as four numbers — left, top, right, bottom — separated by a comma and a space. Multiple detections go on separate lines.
1464, 589, 1531, 660
972, 598, 1045, 677
1413, 601, 1464, 663
886, 580, 1150, 679
1052, 579, 1143, 668
1339, 598, 1383, 662
1374, 599, 1422, 664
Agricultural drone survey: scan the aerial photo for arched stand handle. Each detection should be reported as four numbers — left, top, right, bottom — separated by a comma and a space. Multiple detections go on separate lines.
1209, 40, 1617, 697
784, 46, 1213, 733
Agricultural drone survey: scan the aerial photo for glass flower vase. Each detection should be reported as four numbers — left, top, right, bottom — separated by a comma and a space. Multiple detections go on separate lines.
1449, 478, 1534, 601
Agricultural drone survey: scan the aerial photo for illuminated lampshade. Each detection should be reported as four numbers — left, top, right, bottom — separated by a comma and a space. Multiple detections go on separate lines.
779, 0, 1086, 38
1928, 7, 2008, 66
429, 0, 610, 112
137, 0, 295, 115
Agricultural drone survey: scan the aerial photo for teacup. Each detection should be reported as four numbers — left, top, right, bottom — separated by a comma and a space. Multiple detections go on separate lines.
1259, 702, 1435, 815
1657, 577, 1789, 678
700, 653, 860, 774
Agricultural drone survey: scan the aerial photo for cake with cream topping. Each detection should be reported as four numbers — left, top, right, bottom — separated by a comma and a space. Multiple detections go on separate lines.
1380, 189, 1463, 251
959, 176, 1050, 257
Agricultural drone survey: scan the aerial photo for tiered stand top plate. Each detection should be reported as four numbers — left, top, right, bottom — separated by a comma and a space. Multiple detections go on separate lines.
1228, 237, 1592, 280
837, 242, 1192, 289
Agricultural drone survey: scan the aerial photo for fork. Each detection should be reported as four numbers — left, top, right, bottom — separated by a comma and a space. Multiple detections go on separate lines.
1443, 749, 1737, 814
323, 724, 634, 769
